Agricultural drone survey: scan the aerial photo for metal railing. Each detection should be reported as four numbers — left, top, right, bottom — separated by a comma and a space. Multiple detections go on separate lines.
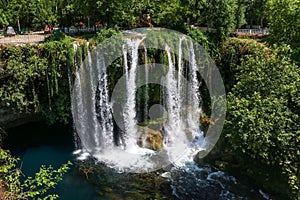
235, 28, 271, 35
63, 26, 102, 34
0, 34, 48, 45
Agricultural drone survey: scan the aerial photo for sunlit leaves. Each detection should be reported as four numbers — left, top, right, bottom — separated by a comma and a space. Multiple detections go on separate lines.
0, 149, 71, 199
0, 37, 73, 124
204, 0, 238, 41
225, 43, 300, 196
267, 0, 300, 45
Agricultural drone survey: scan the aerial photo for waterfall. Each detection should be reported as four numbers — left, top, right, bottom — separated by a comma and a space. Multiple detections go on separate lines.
72, 43, 87, 150
164, 44, 182, 142
188, 40, 202, 139
96, 49, 114, 149
71, 32, 206, 171
122, 38, 144, 149
72, 43, 110, 157
69, 43, 80, 149
144, 46, 149, 124
162, 40, 203, 165
86, 42, 102, 149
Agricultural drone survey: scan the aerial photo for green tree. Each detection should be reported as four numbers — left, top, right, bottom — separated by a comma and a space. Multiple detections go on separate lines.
235, 0, 247, 28
225, 44, 300, 198
6, 0, 35, 30
95, 0, 155, 28
204, 0, 238, 41
0, 0, 9, 28
150, 0, 185, 29
0, 36, 74, 124
32, 0, 58, 29
2, 0, 61, 30
245, 0, 268, 27
267, 0, 300, 46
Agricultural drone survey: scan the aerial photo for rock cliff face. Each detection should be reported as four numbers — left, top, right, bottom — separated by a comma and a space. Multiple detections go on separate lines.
0, 107, 42, 130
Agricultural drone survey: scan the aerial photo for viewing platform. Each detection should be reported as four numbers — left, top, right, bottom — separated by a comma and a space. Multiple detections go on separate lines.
235, 28, 271, 36
0, 33, 49, 45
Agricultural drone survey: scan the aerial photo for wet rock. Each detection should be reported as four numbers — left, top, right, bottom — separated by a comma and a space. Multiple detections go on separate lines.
137, 127, 163, 151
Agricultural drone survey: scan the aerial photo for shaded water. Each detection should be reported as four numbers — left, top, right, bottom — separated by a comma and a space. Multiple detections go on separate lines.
4, 123, 98, 200
4, 122, 272, 200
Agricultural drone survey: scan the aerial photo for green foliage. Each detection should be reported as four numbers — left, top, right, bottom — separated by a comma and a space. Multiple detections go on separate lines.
267, 0, 300, 45
0, 3, 9, 27
2, 0, 58, 30
225, 43, 300, 198
1, 0, 244, 41
186, 28, 211, 52
245, 0, 268, 27
0, 148, 71, 199
0, 45, 48, 110
96, 28, 120, 43
235, 0, 247, 28
204, 0, 238, 42
42, 92, 71, 125
0, 37, 74, 124
45, 32, 68, 42
217, 38, 266, 91
267, 0, 300, 64
150, 0, 185, 29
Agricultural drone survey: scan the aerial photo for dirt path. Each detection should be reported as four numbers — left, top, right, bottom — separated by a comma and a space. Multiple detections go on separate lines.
0, 183, 5, 199
0, 34, 50, 45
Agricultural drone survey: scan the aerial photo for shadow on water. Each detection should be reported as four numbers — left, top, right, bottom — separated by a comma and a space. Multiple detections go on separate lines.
4, 122, 99, 200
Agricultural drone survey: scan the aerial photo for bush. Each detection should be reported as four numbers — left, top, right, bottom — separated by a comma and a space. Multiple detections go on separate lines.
0, 37, 74, 124
96, 28, 120, 43
0, 149, 71, 199
224, 43, 300, 198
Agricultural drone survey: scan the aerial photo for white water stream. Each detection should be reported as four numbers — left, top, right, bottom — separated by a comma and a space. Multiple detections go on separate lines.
71, 34, 206, 172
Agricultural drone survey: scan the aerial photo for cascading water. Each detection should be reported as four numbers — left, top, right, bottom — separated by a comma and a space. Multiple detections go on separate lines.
86, 42, 102, 149
163, 44, 189, 164
72, 43, 96, 159
122, 38, 144, 149
143, 46, 149, 124
96, 48, 114, 148
71, 31, 206, 171
164, 44, 182, 142
68, 43, 79, 149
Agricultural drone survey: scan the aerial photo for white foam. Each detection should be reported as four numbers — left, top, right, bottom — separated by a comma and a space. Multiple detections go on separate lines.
93, 148, 155, 172
161, 172, 171, 179
76, 152, 90, 161
72, 149, 82, 155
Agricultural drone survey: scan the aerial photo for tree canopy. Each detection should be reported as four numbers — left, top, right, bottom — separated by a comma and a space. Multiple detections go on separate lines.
225, 42, 300, 195
267, 0, 300, 46
0, 0, 263, 35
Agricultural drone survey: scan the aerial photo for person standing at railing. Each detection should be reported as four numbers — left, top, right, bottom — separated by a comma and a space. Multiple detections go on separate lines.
50, 24, 54, 34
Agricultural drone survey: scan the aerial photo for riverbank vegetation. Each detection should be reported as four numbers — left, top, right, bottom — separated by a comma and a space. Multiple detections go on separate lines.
0, 149, 71, 199
214, 38, 300, 199
0, 35, 75, 125
0, 0, 299, 199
